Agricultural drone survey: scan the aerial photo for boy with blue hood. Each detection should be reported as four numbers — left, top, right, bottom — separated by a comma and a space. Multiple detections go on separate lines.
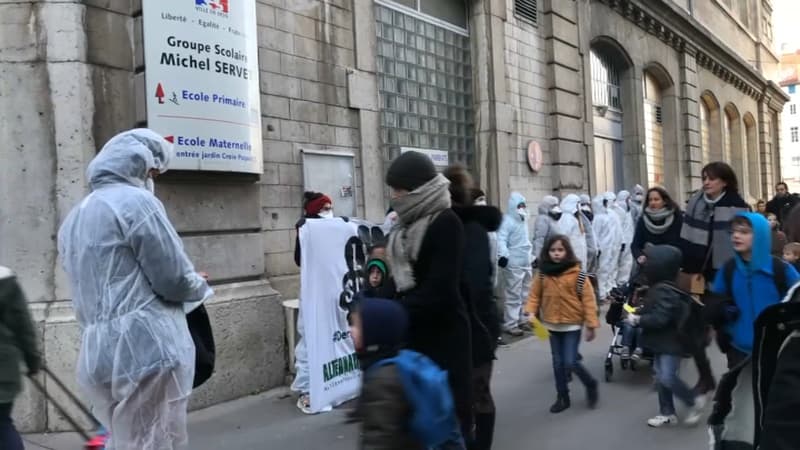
497, 192, 533, 337
710, 212, 800, 368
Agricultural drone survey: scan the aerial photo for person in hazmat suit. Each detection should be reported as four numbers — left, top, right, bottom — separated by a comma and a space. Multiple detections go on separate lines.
602, 192, 624, 291
579, 194, 599, 275
592, 194, 622, 301
497, 192, 533, 337
557, 194, 588, 268
630, 184, 645, 226
613, 190, 636, 286
532, 196, 562, 266
58, 129, 212, 450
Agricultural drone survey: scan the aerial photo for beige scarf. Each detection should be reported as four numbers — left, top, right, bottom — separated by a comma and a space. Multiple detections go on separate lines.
387, 174, 452, 292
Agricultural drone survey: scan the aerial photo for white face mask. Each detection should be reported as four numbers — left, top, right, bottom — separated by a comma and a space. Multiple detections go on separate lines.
474, 198, 487, 206
517, 207, 528, 219
319, 211, 334, 219
145, 177, 155, 194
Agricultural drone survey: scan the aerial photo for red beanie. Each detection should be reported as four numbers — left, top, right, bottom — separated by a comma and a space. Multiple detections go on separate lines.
304, 193, 332, 216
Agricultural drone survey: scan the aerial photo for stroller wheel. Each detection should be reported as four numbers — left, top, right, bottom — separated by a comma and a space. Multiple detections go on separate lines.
630, 360, 638, 372
604, 362, 613, 382
621, 359, 629, 370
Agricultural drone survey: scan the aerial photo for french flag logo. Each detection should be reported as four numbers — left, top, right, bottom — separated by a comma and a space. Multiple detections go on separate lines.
196, 0, 229, 13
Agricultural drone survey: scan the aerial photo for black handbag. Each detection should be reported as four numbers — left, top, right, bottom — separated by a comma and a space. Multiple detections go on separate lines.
187, 305, 216, 388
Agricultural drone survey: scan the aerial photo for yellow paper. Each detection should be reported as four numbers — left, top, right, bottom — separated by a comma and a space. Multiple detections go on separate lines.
623, 304, 636, 314
530, 316, 550, 340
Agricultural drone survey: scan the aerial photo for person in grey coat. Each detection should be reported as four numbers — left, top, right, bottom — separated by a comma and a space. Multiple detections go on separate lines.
532, 196, 562, 266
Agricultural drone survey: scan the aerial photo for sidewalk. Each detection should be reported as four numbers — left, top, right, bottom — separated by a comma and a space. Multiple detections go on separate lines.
23, 387, 358, 450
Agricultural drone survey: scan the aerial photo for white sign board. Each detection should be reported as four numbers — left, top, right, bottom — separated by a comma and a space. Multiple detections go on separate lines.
142, 0, 263, 173
401, 147, 449, 169
299, 218, 367, 413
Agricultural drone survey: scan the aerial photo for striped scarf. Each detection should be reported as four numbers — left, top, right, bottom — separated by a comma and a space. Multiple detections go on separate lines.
680, 190, 749, 270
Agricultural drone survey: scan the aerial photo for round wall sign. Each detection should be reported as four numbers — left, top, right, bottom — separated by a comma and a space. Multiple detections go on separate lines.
527, 141, 543, 172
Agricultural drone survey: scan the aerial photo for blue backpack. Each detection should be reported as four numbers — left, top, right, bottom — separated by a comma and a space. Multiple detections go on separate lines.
371, 350, 462, 448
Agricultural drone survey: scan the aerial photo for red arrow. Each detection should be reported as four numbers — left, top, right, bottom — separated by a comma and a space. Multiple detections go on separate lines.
155, 83, 165, 104
164, 135, 174, 143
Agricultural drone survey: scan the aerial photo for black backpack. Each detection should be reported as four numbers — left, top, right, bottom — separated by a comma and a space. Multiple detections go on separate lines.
722, 257, 789, 299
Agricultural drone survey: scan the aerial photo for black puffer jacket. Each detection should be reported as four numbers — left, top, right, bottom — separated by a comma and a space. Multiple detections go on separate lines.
638, 245, 691, 356
453, 205, 503, 367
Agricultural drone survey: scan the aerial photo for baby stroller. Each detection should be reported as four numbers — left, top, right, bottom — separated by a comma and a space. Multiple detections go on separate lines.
603, 282, 654, 382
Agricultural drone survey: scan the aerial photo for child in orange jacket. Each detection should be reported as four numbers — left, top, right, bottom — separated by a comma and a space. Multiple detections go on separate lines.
526, 235, 600, 413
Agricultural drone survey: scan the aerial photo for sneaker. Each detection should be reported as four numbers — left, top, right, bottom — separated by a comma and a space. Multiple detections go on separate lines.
497, 336, 509, 347
684, 405, 703, 426
296, 393, 313, 415
632, 348, 644, 361
518, 322, 533, 332
693, 394, 708, 411
647, 415, 678, 427
505, 327, 524, 337
620, 346, 631, 360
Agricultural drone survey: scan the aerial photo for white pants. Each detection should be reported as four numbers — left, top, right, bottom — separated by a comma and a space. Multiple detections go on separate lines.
617, 243, 633, 286
85, 365, 193, 450
597, 245, 620, 299
290, 306, 309, 393
500, 267, 532, 330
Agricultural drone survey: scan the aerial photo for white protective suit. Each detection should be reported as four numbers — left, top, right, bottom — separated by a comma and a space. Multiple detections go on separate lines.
58, 129, 211, 450
630, 184, 645, 226
557, 194, 589, 269
593, 194, 622, 299
532, 195, 562, 262
602, 192, 624, 289
579, 195, 598, 275
614, 190, 636, 285
497, 192, 533, 330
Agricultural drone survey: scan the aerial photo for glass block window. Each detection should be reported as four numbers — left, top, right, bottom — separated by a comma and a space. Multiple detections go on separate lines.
375, 3, 475, 167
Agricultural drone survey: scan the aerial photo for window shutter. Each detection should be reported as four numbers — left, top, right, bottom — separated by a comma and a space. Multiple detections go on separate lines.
515, 0, 538, 26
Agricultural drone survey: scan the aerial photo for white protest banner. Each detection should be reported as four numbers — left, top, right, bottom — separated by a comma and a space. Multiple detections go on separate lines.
142, 0, 263, 173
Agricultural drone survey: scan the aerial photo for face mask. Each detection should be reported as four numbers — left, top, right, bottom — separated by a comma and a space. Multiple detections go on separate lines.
580, 205, 591, 213
474, 197, 487, 206
634, 194, 644, 203
518, 207, 528, 219
145, 177, 155, 194
319, 211, 334, 219
548, 211, 562, 221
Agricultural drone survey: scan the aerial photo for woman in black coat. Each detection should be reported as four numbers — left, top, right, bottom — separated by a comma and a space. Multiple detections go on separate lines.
444, 165, 502, 450
384, 151, 473, 441
631, 187, 684, 265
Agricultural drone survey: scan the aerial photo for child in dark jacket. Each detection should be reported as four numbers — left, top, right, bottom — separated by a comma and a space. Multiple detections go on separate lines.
625, 245, 703, 428
352, 297, 464, 450
782, 242, 800, 273
362, 257, 397, 299
0, 267, 41, 450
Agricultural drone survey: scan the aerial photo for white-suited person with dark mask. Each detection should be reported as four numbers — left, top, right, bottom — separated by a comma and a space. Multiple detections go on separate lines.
58, 129, 212, 450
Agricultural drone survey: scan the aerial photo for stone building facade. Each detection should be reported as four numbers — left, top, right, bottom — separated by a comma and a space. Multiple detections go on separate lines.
0, 0, 786, 432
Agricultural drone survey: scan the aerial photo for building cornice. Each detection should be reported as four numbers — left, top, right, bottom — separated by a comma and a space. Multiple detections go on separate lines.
595, 0, 784, 105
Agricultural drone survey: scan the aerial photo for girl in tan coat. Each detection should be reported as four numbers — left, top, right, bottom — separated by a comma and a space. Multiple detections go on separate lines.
526, 235, 599, 413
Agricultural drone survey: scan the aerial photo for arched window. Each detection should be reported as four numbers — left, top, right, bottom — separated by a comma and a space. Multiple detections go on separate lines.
744, 113, 759, 200
591, 50, 622, 110
724, 103, 744, 189
700, 92, 722, 164
700, 100, 711, 164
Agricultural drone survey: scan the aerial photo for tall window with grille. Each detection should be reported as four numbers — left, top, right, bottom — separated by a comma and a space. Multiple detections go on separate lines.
374, 1, 475, 167
590, 50, 622, 110
792, 127, 799, 143
643, 72, 664, 186
723, 114, 732, 161
791, 104, 797, 115
700, 101, 711, 164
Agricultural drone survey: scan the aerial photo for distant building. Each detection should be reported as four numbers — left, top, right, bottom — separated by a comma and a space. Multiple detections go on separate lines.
779, 52, 800, 192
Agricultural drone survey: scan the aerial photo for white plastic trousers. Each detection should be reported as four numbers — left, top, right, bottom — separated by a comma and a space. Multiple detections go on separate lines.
84, 364, 193, 450
597, 245, 620, 300
617, 244, 633, 286
290, 306, 309, 393
500, 267, 532, 330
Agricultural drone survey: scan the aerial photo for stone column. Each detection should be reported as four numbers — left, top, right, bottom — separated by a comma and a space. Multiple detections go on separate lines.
679, 47, 702, 199
471, 0, 512, 207
542, 0, 585, 194
351, 0, 384, 222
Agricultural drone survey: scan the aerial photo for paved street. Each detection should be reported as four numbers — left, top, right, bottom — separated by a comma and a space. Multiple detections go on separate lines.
25, 324, 725, 450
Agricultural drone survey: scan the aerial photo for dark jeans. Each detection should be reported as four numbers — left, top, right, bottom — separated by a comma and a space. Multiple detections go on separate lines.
549, 330, 596, 396
653, 354, 696, 416
0, 403, 24, 450
620, 323, 643, 349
